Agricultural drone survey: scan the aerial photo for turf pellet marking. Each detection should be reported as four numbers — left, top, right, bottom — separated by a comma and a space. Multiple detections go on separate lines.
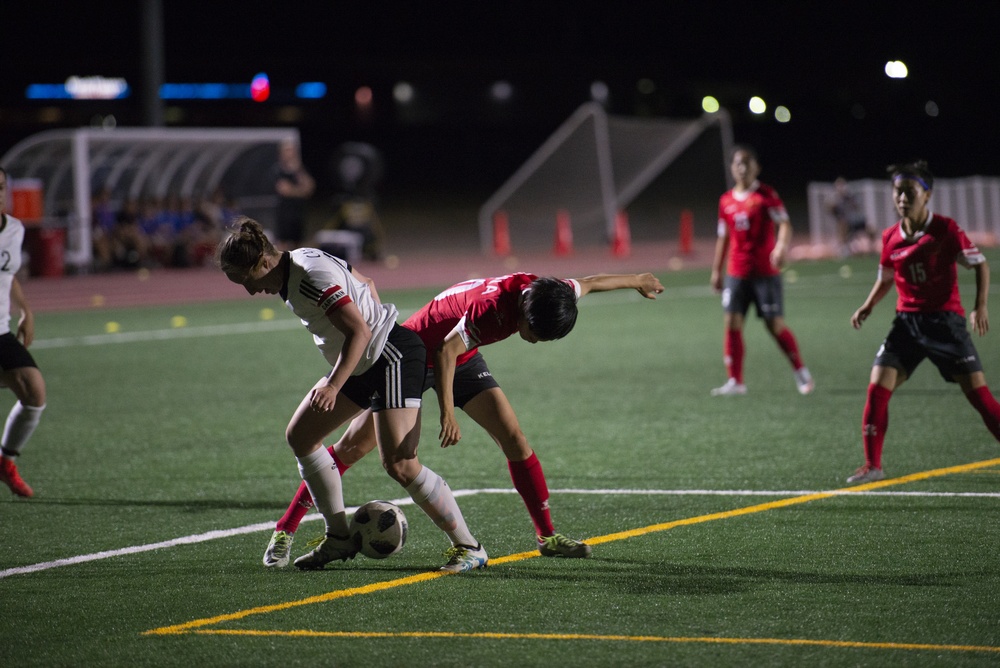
142, 456, 1000, 655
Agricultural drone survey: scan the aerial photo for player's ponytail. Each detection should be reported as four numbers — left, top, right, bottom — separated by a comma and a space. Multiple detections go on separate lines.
216, 215, 277, 274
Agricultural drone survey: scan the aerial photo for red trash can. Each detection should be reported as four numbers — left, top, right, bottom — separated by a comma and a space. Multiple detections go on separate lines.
25, 227, 66, 278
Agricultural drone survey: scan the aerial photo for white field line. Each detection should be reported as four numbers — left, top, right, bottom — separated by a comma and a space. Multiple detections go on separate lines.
3, 486, 999, 580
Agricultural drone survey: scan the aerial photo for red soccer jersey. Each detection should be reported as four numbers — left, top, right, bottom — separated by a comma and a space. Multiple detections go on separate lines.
879, 213, 985, 315
403, 273, 580, 367
717, 181, 789, 278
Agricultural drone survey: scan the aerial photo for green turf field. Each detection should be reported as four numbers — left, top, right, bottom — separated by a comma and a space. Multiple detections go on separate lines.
3, 254, 1000, 667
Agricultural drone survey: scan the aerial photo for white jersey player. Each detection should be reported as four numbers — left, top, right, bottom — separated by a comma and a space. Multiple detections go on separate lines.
219, 216, 487, 573
0, 167, 47, 498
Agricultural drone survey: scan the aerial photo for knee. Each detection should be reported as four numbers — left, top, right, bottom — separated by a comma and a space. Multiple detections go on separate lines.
497, 430, 532, 461
382, 454, 419, 486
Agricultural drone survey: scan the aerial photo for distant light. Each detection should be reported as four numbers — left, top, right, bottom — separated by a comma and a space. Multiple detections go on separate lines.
884, 60, 908, 79
65, 76, 130, 100
748, 96, 767, 114
393, 81, 414, 104
25, 84, 71, 100
355, 86, 373, 107
701, 96, 720, 113
295, 82, 327, 99
160, 83, 249, 99
250, 73, 270, 102
925, 100, 939, 117
637, 78, 656, 95
490, 80, 513, 102
590, 81, 609, 104
774, 105, 791, 123
27, 77, 130, 100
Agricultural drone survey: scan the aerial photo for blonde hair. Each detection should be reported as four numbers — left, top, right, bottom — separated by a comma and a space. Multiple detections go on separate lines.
216, 216, 277, 274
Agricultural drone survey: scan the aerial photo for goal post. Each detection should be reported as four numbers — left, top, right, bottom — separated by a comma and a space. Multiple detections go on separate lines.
478, 102, 733, 253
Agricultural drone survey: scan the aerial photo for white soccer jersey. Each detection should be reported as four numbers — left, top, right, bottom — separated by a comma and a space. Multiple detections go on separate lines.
0, 215, 25, 335
282, 248, 398, 373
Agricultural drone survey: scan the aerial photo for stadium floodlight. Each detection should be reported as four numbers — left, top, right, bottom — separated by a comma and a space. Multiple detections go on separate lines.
748, 96, 767, 114
774, 106, 791, 123
884, 60, 908, 78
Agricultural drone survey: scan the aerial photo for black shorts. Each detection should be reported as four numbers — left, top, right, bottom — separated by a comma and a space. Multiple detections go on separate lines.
338, 324, 427, 411
722, 275, 784, 319
0, 333, 37, 371
423, 351, 501, 409
873, 311, 983, 383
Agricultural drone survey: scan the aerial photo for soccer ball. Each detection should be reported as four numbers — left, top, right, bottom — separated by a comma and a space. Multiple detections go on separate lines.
349, 500, 408, 559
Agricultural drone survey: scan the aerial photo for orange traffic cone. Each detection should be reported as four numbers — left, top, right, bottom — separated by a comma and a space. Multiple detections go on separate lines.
493, 210, 511, 256
553, 209, 574, 256
612, 211, 631, 257
679, 209, 694, 255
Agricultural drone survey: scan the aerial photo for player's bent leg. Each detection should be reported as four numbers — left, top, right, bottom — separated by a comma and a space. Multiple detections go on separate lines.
462, 388, 531, 461
374, 407, 422, 486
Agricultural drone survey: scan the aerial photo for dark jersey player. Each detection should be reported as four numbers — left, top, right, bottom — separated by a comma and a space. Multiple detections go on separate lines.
262, 271, 665, 567
848, 160, 1000, 483
710, 144, 813, 396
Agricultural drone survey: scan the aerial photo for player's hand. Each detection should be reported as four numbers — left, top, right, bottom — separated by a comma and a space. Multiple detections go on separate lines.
770, 246, 787, 270
851, 306, 871, 330
16, 314, 34, 348
636, 273, 664, 299
971, 307, 989, 336
710, 270, 723, 293
439, 412, 462, 448
309, 385, 338, 413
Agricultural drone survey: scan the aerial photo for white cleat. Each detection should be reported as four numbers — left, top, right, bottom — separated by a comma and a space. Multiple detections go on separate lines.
846, 465, 885, 484
711, 379, 747, 396
794, 368, 815, 395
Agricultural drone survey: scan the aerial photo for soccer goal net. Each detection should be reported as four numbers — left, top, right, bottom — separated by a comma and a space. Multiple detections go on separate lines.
478, 102, 733, 253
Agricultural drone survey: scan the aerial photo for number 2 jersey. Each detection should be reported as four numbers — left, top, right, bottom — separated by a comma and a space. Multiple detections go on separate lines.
281, 248, 398, 373
0, 214, 24, 336
403, 273, 581, 367
879, 212, 985, 315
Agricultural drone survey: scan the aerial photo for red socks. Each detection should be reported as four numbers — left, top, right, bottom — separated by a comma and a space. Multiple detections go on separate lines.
724, 329, 745, 383
508, 452, 555, 538
964, 385, 1000, 442
275, 446, 350, 534
862, 384, 892, 469
776, 328, 804, 370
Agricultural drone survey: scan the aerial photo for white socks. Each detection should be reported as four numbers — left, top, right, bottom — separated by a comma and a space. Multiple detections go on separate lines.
1, 402, 45, 457
405, 465, 477, 547
297, 447, 349, 536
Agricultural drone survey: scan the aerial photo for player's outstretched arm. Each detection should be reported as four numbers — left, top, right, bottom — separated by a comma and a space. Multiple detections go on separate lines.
576, 273, 664, 299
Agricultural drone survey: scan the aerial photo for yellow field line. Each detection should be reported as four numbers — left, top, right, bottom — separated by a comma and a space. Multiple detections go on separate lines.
184, 629, 1000, 654
144, 456, 1000, 640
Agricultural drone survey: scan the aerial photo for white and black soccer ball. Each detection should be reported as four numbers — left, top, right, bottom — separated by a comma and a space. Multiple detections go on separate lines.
349, 500, 408, 559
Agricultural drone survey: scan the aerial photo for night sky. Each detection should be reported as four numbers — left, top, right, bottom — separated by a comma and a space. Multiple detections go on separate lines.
2, 1, 999, 196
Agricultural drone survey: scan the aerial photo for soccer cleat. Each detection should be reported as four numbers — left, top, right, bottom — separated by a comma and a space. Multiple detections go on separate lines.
439, 543, 489, 573
538, 533, 592, 558
846, 465, 885, 484
794, 367, 815, 395
0, 458, 33, 498
710, 378, 747, 396
293, 533, 358, 570
262, 530, 295, 568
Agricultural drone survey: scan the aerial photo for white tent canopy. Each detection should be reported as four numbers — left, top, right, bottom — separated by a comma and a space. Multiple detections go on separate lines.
1, 127, 299, 271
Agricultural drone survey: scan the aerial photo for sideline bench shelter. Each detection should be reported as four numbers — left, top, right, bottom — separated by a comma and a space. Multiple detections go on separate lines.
0, 127, 300, 274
